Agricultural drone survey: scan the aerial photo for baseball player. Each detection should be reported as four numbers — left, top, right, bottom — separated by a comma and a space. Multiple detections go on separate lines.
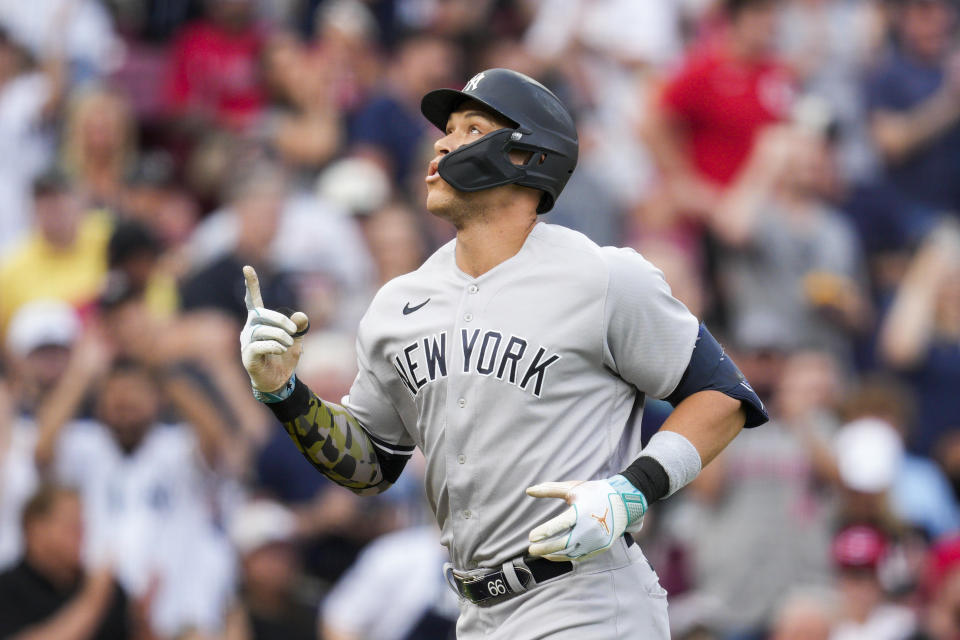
240, 69, 768, 639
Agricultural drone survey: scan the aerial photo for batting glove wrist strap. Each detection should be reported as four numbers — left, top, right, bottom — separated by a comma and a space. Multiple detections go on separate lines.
607, 474, 648, 526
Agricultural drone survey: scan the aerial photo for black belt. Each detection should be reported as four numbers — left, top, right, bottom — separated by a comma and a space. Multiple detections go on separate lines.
450, 534, 634, 607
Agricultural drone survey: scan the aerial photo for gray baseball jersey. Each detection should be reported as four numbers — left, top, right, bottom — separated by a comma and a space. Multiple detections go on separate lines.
342, 222, 699, 571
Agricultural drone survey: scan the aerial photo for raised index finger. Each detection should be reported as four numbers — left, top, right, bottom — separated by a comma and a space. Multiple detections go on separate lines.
243, 265, 263, 310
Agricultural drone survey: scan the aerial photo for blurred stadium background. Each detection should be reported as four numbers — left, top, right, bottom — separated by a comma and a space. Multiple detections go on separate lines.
0, 0, 958, 638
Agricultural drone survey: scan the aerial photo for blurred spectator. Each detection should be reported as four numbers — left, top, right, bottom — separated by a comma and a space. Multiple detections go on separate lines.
358, 201, 427, 286
0, 171, 109, 333
187, 159, 375, 329
670, 350, 840, 637
777, 0, 885, 182
769, 589, 834, 640
261, 31, 342, 174
107, 219, 179, 319
61, 88, 137, 211
305, 0, 380, 113
830, 526, 916, 640
866, 0, 960, 214
3, 299, 80, 417
165, 0, 266, 131
180, 162, 299, 326
878, 220, 960, 457
0, 28, 60, 255
711, 123, 869, 359
348, 31, 457, 187
909, 537, 960, 640
119, 152, 200, 252
0, 485, 136, 639
524, 0, 682, 207
322, 525, 457, 640
34, 359, 235, 637
0, 0, 119, 83
832, 418, 906, 531
225, 500, 318, 640
0, 374, 34, 570
643, 0, 795, 222
841, 379, 960, 538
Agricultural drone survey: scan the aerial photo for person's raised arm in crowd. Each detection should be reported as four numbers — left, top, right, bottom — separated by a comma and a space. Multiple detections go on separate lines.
33, 330, 113, 470
879, 220, 960, 368
871, 50, 960, 163
709, 125, 794, 247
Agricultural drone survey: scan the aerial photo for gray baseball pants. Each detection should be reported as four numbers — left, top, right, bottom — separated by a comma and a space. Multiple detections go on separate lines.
454, 538, 670, 639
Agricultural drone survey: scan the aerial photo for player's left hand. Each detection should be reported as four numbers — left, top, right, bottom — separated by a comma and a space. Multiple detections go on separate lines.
525, 475, 647, 562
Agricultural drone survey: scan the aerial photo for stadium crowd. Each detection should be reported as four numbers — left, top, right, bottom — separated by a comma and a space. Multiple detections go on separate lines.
0, 0, 958, 638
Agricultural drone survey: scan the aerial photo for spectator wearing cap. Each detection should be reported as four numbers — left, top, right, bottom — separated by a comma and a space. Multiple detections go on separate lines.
0, 300, 81, 569
0, 485, 136, 640
830, 525, 916, 640
0, 170, 109, 334
840, 379, 960, 539
643, 0, 795, 223
907, 537, 960, 640
225, 500, 318, 640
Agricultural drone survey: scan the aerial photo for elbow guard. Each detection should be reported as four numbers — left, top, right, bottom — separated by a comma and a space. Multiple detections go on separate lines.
665, 324, 769, 428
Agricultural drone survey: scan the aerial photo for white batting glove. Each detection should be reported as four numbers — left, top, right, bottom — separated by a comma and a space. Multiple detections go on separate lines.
525, 475, 647, 562
240, 265, 310, 394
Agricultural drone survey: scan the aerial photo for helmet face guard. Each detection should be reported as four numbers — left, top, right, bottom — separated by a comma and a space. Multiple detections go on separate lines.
421, 69, 579, 214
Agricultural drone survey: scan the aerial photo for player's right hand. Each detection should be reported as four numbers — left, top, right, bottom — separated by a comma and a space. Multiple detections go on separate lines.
240, 265, 310, 393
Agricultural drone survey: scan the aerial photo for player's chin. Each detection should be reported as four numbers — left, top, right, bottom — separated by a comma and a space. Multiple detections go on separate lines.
425, 184, 455, 217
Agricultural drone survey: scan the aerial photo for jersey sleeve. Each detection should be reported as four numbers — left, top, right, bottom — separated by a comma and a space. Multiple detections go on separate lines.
341, 313, 416, 455
341, 311, 414, 456
601, 247, 700, 399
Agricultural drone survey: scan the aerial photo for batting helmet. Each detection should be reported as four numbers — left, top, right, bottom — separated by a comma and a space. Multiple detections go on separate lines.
420, 68, 578, 213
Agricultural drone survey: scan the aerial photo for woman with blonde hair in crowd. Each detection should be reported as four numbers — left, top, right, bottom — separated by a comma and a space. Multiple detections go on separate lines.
60, 87, 137, 211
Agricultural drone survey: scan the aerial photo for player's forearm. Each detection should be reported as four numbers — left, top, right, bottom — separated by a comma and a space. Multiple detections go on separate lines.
262, 377, 400, 495
659, 390, 745, 467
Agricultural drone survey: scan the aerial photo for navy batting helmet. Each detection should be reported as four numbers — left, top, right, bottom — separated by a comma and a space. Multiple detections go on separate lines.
420, 68, 578, 213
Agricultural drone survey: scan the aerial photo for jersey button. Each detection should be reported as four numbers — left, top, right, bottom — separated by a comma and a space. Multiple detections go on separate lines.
458, 398, 466, 408
468, 285, 479, 294
463, 510, 472, 519
458, 454, 466, 464
464, 313, 473, 322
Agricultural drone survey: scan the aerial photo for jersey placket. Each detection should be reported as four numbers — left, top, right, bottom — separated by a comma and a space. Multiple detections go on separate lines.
444, 278, 484, 569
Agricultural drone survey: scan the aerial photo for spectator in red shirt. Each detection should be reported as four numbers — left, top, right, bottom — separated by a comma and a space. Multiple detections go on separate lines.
165, 0, 266, 131
643, 0, 795, 221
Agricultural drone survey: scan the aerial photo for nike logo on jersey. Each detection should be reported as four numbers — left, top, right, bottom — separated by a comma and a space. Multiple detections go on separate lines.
402, 299, 430, 315
392, 329, 562, 399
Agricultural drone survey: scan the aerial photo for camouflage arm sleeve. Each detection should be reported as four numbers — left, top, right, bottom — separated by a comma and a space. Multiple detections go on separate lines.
265, 378, 412, 495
